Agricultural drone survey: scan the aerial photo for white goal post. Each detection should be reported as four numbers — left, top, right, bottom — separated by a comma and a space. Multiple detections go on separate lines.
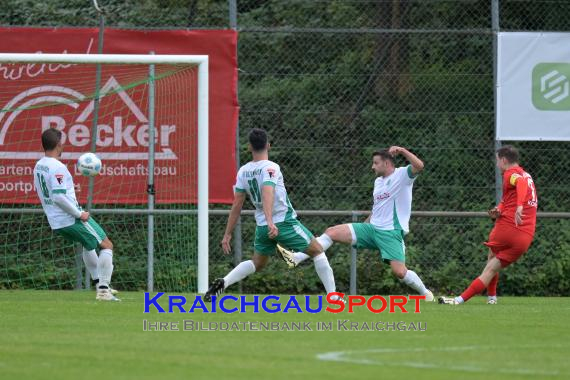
0, 53, 209, 293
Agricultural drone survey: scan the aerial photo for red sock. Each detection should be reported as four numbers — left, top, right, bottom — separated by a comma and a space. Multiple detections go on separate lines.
460, 278, 487, 302
487, 274, 499, 297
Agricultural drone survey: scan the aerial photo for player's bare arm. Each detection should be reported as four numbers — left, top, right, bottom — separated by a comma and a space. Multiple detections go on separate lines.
262, 184, 279, 238
514, 205, 524, 226
221, 192, 246, 255
388, 146, 424, 175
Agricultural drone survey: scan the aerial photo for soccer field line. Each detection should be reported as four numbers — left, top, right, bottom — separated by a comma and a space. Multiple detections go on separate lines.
316, 345, 564, 377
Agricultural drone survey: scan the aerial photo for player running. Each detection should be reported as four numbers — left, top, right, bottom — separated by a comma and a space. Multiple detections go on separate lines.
204, 128, 340, 301
439, 145, 537, 305
277, 146, 434, 302
33, 128, 119, 301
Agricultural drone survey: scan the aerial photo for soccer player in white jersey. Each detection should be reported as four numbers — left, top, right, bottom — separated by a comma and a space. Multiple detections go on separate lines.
33, 128, 119, 301
278, 147, 434, 301
204, 128, 340, 301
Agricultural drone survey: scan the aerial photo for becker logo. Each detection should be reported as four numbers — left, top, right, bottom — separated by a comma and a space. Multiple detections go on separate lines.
0, 76, 177, 160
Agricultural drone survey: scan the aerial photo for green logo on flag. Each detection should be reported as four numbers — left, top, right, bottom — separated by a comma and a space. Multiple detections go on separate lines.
532, 63, 570, 110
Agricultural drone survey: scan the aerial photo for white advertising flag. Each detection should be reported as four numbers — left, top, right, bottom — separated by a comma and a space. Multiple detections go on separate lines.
497, 32, 570, 141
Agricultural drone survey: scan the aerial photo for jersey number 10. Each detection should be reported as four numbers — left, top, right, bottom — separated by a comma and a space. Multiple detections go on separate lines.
37, 173, 50, 199
248, 179, 262, 203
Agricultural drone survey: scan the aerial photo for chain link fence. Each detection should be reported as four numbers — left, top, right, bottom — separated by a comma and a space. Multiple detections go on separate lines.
1, 0, 569, 295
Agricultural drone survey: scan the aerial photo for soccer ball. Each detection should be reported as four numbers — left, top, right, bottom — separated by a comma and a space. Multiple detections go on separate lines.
77, 153, 102, 177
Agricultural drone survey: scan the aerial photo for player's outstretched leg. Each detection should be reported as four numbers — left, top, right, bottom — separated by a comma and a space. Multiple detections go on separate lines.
204, 278, 225, 302
487, 273, 499, 304
390, 261, 434, 302
276, 231, 336, 267
95, 238, 120, 302
204, 255, 267, 302
312, 253, 336, 293
276, 244, 298, 268
439, 256, 502, 306
300, 238, 344, 302
277, 243, 343, 302
439, 277, 486, 306
277, 224, 351, 269
438, 296, 460, 305
276, 244, 311, 267
486, 250, 499, 304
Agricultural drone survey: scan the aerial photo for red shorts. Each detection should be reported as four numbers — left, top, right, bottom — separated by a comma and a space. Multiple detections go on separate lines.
484, 225, 534, 268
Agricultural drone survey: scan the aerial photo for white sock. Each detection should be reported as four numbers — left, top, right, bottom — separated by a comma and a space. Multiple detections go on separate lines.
290, 234, 334, 265
313, 253, 336, 294
97, 249, 113, 288
82, 249, 98, 279
293, 252, 310, 264
455, 296, 465, 304
401, 270, 428, 295
223, 260, 256, 288
316, 234, 333, 251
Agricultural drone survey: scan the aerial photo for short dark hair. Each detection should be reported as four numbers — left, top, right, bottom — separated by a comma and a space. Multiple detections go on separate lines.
42, 128, 62, 151
248, 128, 268, 152
497, 145, 519, 164
372, 149, 395, 164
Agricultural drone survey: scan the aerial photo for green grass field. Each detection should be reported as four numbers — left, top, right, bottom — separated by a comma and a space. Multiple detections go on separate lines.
0, 291, 568, 380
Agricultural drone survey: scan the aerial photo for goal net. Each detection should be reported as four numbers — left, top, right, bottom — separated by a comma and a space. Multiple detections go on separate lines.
0, 53, 208, 292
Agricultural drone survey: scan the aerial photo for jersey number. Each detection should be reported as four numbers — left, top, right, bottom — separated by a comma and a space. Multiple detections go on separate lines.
248, 179, 262, 203
527, 177, 537, 204
37, 173, 50, 198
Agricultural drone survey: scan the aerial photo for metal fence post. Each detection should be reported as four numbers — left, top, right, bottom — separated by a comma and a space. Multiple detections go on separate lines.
350, 211, 358, 295
147, 54, 156, 292
492, 0, 502, 204
82, 0, 106, 290
229, 0, 243, 292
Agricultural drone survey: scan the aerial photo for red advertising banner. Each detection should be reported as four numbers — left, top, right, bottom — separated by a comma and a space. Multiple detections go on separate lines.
0, 27, 238, 204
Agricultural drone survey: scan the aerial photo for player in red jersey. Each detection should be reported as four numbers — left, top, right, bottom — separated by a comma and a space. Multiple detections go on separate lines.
439, 145, 537, 305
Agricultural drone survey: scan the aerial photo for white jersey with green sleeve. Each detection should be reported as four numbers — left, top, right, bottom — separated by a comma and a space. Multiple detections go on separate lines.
370, 165, 417, 233
33, 157, 82, 230
234, 159, 296, 226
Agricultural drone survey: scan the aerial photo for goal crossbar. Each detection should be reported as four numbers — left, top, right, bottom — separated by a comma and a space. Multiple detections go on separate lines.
0, 53, 208, 65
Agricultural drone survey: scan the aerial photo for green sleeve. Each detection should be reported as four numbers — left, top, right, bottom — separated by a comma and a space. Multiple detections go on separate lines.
407, 165, 418, 179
